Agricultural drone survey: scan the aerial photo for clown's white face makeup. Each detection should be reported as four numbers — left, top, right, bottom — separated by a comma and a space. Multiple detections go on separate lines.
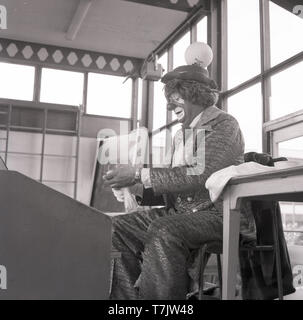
174, 106, 185, 121
166, 92, 203, 127
167, 92, 186, 121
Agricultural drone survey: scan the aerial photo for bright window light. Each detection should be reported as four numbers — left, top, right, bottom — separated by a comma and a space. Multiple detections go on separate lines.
270, 61, 303, 120
87, 73, 132, 118
227, 0, 261, 89
153, 80, 167, 130
228, 83, 263, 153
278, 137, 303, 161
40, 68, 84, 106
172, 33, 186, 121
197, 16, 208, 43
137, 78, 143, 122
270, 1, 303, 67
0, 62, 35, 101
173, 31, 191, 68
153, 53, 168, 130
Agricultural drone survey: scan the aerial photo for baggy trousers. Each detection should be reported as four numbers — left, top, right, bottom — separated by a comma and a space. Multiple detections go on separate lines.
110, 207, 223, 300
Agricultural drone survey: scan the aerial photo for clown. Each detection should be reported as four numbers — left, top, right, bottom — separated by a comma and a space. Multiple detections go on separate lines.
104, 42, 245, 300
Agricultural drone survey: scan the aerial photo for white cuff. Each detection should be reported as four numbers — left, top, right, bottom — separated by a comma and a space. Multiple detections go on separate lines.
141, 168, 152, 188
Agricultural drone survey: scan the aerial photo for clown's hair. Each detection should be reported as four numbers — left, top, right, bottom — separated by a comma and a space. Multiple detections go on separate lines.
164, 79, 219, 108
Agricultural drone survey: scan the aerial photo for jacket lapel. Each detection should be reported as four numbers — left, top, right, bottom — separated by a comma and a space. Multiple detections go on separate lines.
196, 105, 223, 129
188, 106, 224, 152
171, 106, 225, 166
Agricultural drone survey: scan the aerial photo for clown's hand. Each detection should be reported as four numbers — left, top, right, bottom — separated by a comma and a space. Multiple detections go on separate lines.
112, 188, 125, 202
103, 166, 137, 188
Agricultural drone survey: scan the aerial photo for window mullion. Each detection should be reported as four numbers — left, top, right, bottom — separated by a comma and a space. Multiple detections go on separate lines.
131, 78, 139, 130
33, 65, 42, 102
82, 71, 88, 114
260, 0, 272, 153
190, 24, 197, 44
219, 0, 228, 111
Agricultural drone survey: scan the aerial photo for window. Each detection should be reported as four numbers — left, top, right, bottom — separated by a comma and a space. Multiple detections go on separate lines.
172, 29, 192, 121
148, 15, 208, 165
278, 136, 303, 161
137, 78, 143, 124
270, 61, 303, 120
270, 1, 303, 67
153, 53, 168, 130
227, 83, 263, 153
87, 73, 132, 118
274, 134, 303, 246
224, 0, 303, 155
282, 201, 303, 246
0, 62, 35, 101
227, 0, 261, 89
173, 31, 191, 68
197, 16, 208, 43
40, 68, 84, 106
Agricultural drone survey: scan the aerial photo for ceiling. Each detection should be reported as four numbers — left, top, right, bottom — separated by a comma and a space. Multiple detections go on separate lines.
0, 0, 191, 59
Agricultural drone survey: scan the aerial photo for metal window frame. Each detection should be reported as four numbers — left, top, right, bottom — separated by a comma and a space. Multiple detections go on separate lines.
0, 58, 135, 121
148, 13, 211, 166
39, 65, 86, 108
84, 70, 134, 119
131, 78, 139, 130
150, 13, 211, 135
147, 0, 303, 157
221, 0, 303, 154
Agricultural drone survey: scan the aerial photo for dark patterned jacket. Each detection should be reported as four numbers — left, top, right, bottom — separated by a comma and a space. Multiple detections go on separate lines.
148, 105, 244, 217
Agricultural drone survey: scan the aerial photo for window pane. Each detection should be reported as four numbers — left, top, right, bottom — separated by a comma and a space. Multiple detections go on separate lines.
278, 137, 303, 247
159, 51, 168, 76
173, 32, 190, 68
270, 61, 303, 120
197, 16, 208, 43
87, 73, 132, 118
281, 202, 303, 246
0, 62, 35, 101
278, 137, 303, 161
153, 53, 168, 130
228, 83, 263, 153
270, 1, 303, 66
137, 78, 142, 123
153, 84, 167, 129
227, 0, 261, 89
40, 68, 84, 106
